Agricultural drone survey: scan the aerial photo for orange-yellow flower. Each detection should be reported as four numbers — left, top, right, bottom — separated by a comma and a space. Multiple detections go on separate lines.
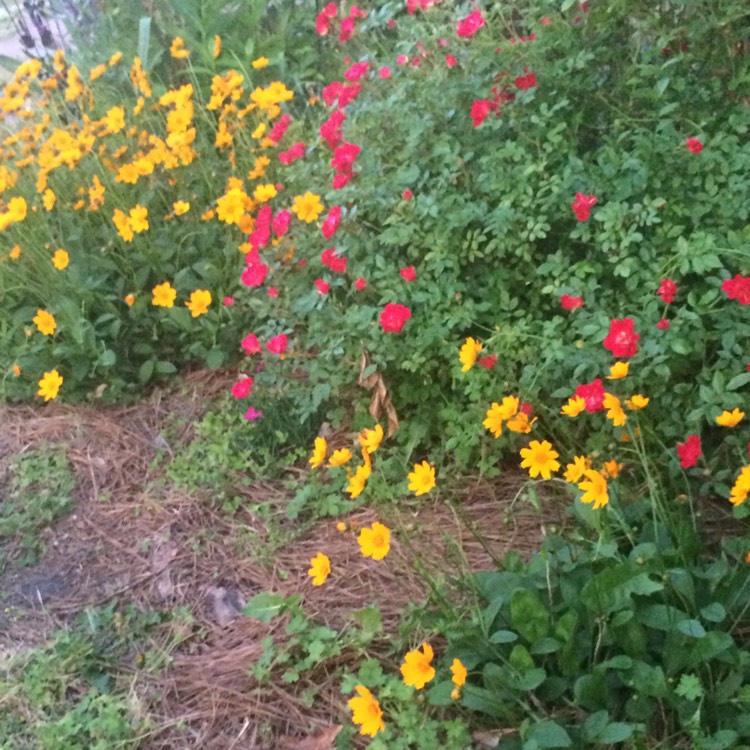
252, 56, 269, 69
482, 396, 520, 438
716, 408, 744, 428
185, 289, 211, 317
578, 469, 609, 509
358, 424, 384, 455
346, 464, 371, 499
307, 552, 331, 586
561, 395, 586, 417
459, 336, 482, 372
52, 249, 69, 270
602, 460, 622, 479
37, 369, 63, 401
625, 394, 649, 410
42, 188, 55, 211
358, 521, 391, 560
328, 448, 352, 467
124, 294, 135, 307
400, 642, 435, 689
152, 281, 177, 308
564, 455, 590, 483
607, 361, 629, 379
407, 460, 436, 496
213, 35, 221, 58
309, 436, 327, 468
291, 191, 323, 223
450, 658, 467, 700
170, 36, 190, 59
603, 393, 627, 427
348, 686, 384, 737
173, 200, 190, 215
33, 309, 56, 336
520, 440, 560, 480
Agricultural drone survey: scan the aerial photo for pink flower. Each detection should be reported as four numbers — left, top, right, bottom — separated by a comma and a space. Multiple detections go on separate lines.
396, 54, 408, 65
685, 137, 703, 154
457, 10, 485, 38
231, 377, 253, 399
321, 247, 347, 273
244, 406, 263, 422
268, 113, 290, 144
241, 333, 261, 355
272, 209, 291, 237
338, 16, 355, 42
223, 296, 235, 307
574, 378, 606, 413
657, 278, 677, 304
477, 354, 497, 369
267, 333, 288, 355
657, 318, 670, 330
676, 435, 701, 469
571, 193, 598, 222
560, 294, 583, 310
721, 275, 750, 305
321, 205, 342, 238
320, 109, 346, 149
402, 189, 413, 200
345, 61, 369, 81
400, 266, 416, 282
445, 53, 457, 67
603, 318, 640, 358
241, 261, 269, 288
279, 142, 305, 165
380, 303, 411, 333
379, 65, 391, 79
315, 279, 331, 295
268, 287, 278, 298
355, 277, 367, 290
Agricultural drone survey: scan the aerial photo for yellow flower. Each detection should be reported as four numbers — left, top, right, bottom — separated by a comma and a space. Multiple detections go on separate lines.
407, 460, 436, 496
348, 685, 384, 737
129, 205, 149, 233
37, 369, 63, 401
561, 395, 587, 417
152, 281, 177, 308
185, 289, 211, 317
602, 460, 622, 479
9, 244, 21, 260
12, 363, 20, 376
729, 466, 750, 507
307, 552, 331, 586
52, 249, 69, 270
216, 188, 247, 225
170, 36, 190, 59
459, 336, 482, 372
716, 408, 744, 428
346, 464, 371, 498
291, 191, 323, 223
309, 436, 327, 468
358, 521, 391, 560
89, 63, 106, 81
124, 293, 135, 307
564, 455, 591, 483
173, 200, 190, 215
603, 393, 627, 427
450, 658, 467, 700
400, 642, 435, 689
328, 448, 352, 467
33, 309, 56, 336
213, 35, 221, 58
105, 105, 125, 133
252, 56, 269, 69
358, 424, 384, 455
625, 394, 649, 410
506, 411, 537, 434
113, 208, 134, 242
482, 396, 520, 438
254, 183, 277, 202
336, 521, 347, 532
607, 361, 629, 379
519, 440, 560, 480
251, 122, 267, 139
42, 188, 56, 211
578, 469, 609, 509
108, 51, 122, 66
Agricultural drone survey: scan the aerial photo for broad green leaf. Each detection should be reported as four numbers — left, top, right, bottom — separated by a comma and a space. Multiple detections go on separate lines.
242, 592, 297, 622
510, 589, 549, 642
597, 723, 633, 744
524, 721, 572, 748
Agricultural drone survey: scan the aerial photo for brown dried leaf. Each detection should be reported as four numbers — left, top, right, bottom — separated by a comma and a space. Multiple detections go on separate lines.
358, 350, 399, 437
276, 724, 342, 750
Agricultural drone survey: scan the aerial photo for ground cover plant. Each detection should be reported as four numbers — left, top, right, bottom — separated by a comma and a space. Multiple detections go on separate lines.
1, 0, 750, 747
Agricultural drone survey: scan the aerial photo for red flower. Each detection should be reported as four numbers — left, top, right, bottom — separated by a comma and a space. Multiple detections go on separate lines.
223, 296, 234, 307
321, 205, 342, 238
676, 435, 701, 469
268, 113, 290, 144
603, 317, 640, 358
241, 261, 269, 288
657, 318, 670, 330
721, 275, 750, 305
685, 137, 703, 154
279, 142, 305, 165
400, 266, 416, 282
470, 99, 493, 127
355, 277, 367, 290
344, 61, 369, 82
574, 378, 606, 413
380, 303, 411, 333
315, 279, 330, 295
241, 333, 261, 355
266, 333, 288, 355
319, 109, 346, 149
571, 192, 598, 222
268, 287, 278, 298
560, 294, 583, 310
379, 65, 391, 79
519, 401, 534, 416
657, 278, 677, 304
338, 17, 355, 42
321, 247, 347, 274
272, 209, 291, 237
457, 10, 485, 38
402, 189, 413, 200
445, 54, 457, 67
514, 68, 537, 90
477, 354, 497, 369
231, 377, 253, 399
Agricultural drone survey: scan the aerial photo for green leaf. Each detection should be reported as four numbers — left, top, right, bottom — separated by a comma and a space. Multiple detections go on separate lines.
726, 373, 750, 391
490, 630, 519, 644
525, 721, 572, 748
675, 673, 704, 701
205, 349, 224, 369
137, 16, 152, 67
510, 589, 549, 642
509, 645, 535, 672
597, 723, 633, 743
155, 361, 177, 375
581, 711, 609, 742
676, 619, 706, 638
581, 563, 663, 615
700, 602, 727, 623
138, 359, 155, 383
242, 592, 297, 622
99, 350, 116, 367
351, 607, 382, 636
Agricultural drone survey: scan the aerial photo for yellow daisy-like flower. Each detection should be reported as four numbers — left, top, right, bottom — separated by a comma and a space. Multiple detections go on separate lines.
358, 521, 391, 560
625, 394, 649, 410
561, 395, 587, 417
564, 455, 590, 483
506, 411, 537, 434
328, 448, 352, 467
519, 440, 560, 480
33, 309, 56, 336
459, 336, 482, 372
254, 183, 277, 202
450, 658, 467, 700
37, 368, 63, 401
129, 204, 149, 233
173, 200, 190, 215
152, 281, 177, 308
400, 642, 435, 690
42, 188, 56, 211
603, 393, 627, 427
578, 469, 609, 509
729, 466, 750, 507
291, 191, 323, 223
358, 424, 384, 455
348, 685, 384, 737
716, 408, 744, 428
307, 552, 331, 586
52, 249, 69, 270
105, 105, 125, 133
309, 436, 327, 468
185, 289, 211, 317
607, 361, 629, 379
124, 294, 135, 307
9, 244, 21, 260
252, 56, 269, 69
170, 36, 190, 59
346, 463, 371, 499
216, 188, 247, 225
482, 396, 520, 438
213, 35, 221, 58
408, 460, 436, 496
602, 460, 622, 479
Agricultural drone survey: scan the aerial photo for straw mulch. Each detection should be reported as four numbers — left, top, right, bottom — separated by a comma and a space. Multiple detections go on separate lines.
0, 371, 568, 749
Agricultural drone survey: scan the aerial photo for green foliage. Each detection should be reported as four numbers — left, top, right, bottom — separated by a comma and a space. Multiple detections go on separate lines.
0, 445, 75, 567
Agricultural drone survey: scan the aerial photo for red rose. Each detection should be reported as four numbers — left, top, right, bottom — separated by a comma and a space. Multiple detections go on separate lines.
560, 293, 583, 310
400, 266, 416, 282
574, 378, 606, 413
321, 247, 347, 274
603, 317, 640, 358
314, 279, 330, 295
676, 435, 701, 469
231, 377, 253, 399
657, 318, 670, 330
380, 303, 411, 333
354, 277, 366, 290
266, 333, 288, 354
657, 278, 677, 304
685, 137, 703, 154
721, 275, 750, 305
477, 354, 497, 369
241, 333, 261, 355
571, 192, 598, 222
456, 10, 485, 38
